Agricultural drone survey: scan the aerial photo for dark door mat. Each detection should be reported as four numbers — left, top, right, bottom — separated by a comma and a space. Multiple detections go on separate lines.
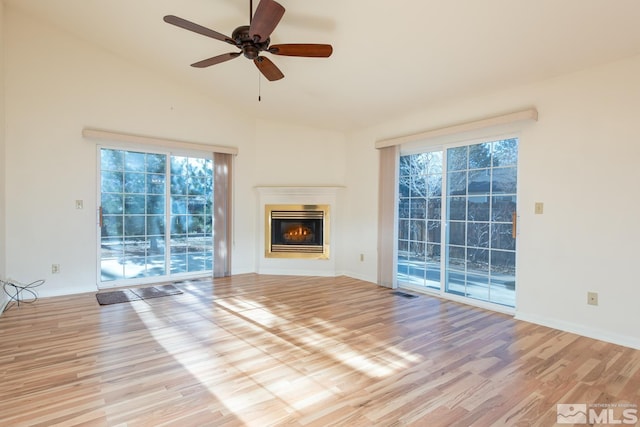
131, 284, 183, 300
390, 291, 419, 299
96, 284, 183, 305
96, 289, 143, 305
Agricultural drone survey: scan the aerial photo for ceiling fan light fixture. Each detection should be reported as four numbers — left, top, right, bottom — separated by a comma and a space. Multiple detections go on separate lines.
164, 0, 333, 82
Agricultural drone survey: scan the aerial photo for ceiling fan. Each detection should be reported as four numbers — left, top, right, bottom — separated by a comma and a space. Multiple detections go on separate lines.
163, 0, 333, 81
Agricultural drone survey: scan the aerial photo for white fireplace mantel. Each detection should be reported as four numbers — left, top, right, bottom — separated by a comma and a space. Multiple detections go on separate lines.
255, 186, 344, 276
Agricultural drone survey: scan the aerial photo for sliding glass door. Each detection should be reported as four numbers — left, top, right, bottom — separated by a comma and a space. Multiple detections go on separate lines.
397, 137, 518, 308
99, 147, 213, 287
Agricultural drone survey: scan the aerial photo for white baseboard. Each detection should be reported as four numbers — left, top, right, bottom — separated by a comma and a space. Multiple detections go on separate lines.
515, 312, 640, 350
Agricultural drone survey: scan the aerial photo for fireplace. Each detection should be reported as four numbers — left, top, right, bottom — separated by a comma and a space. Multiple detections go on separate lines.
265, 204, 330, 259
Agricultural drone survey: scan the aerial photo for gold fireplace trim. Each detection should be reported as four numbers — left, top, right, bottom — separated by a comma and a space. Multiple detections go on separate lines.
265, 204, 330, 259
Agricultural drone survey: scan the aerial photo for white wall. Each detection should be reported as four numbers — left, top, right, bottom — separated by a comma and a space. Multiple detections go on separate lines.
343, 54, 640, 349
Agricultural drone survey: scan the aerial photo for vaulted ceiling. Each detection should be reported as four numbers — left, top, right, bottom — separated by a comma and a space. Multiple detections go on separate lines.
5, 0, 640, 131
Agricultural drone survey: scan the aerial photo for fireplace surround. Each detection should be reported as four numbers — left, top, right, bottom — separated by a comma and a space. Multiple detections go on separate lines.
265, 204, 330, 259
255, 186, 342, 276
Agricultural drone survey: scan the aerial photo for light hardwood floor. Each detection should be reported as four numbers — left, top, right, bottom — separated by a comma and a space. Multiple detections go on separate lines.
1, 274, 638, 426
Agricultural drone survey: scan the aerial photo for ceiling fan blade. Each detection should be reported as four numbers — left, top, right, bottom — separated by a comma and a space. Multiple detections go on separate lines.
254, 57, 284, 81
191, 52, 241, 68
249, 0, 285, 42
269, 44, 333, 58
164, 15, 233, 44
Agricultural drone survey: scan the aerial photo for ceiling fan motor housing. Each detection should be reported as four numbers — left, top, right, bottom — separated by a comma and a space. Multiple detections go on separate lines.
232, 25, 270, 60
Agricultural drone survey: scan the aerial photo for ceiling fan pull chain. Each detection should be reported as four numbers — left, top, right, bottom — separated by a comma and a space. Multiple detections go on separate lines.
258, 70, 262, 102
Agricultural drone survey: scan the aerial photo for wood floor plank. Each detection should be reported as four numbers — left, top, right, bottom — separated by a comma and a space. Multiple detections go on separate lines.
1, 274, 638, 426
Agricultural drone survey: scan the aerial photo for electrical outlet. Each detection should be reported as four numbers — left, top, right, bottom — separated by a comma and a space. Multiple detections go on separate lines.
587, 291, 598, 306
534, 202, 544, 214
52, 264, 60, 274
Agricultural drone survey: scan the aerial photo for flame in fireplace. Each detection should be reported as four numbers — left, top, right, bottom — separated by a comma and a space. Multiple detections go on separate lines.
284, 225, 314, 243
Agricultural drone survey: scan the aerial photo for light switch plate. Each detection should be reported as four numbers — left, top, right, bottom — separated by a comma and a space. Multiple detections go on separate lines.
534, 202, 544, 214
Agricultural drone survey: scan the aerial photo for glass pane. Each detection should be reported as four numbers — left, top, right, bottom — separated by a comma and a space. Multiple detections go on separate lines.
448, 196, 466, 221
125, 151, 146, 172
188, 196, 207, 215
468, 247, 489, 271
146, 256, 166, 276
187, 253, 206, 272
426, 220, 441, 243
397, 240, 409, 277
124, 238, 146, 258
170, 254, 187, 274
188, 177, 207, 196
447, 146, 467, 171
448, 222, 466, 247
124, 215, 145, 236
447, 171, 467, 196
187, 215, 206, 234
492, 167, 517, 194
411, 176, 427, 197
101, 149, 124, 171
147, 216, 165, 238
147, 195, 165, 215
124, 173, 145, 194
468, 169, 491, 195
123, 257, 146, 279
410, 198, 426, 219
428, 174, 442, 197
467, 223, 490, 248
448, 246, 466, 271
427, 197, 441, 220
102, 216, 122, 237
101, 171, 123, 193
147, 174, 165, 194
466, 271, 489, 301
399, 155, 411, 177
171, 175, 188, 195
446, 269, 466, 296
398, 219, 409, 240
425, 244, 441, 288
409, 220, 425, 242
146, 153, 165, 173
172, 196, 188, 215
171, 216, 187, 235
468, 196, 490, 221
469, 143, 492, 169
124, 195, 145, 215
399, 175, 410, 197
491, 224, 516, 250
426, 151, 443, 174
171, 156, 187, 175
493, 138, 518, 167
492, 196, 517, 222
101, 193, 123, 215
491, 250, 515, 276
399, 198, 410, 218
